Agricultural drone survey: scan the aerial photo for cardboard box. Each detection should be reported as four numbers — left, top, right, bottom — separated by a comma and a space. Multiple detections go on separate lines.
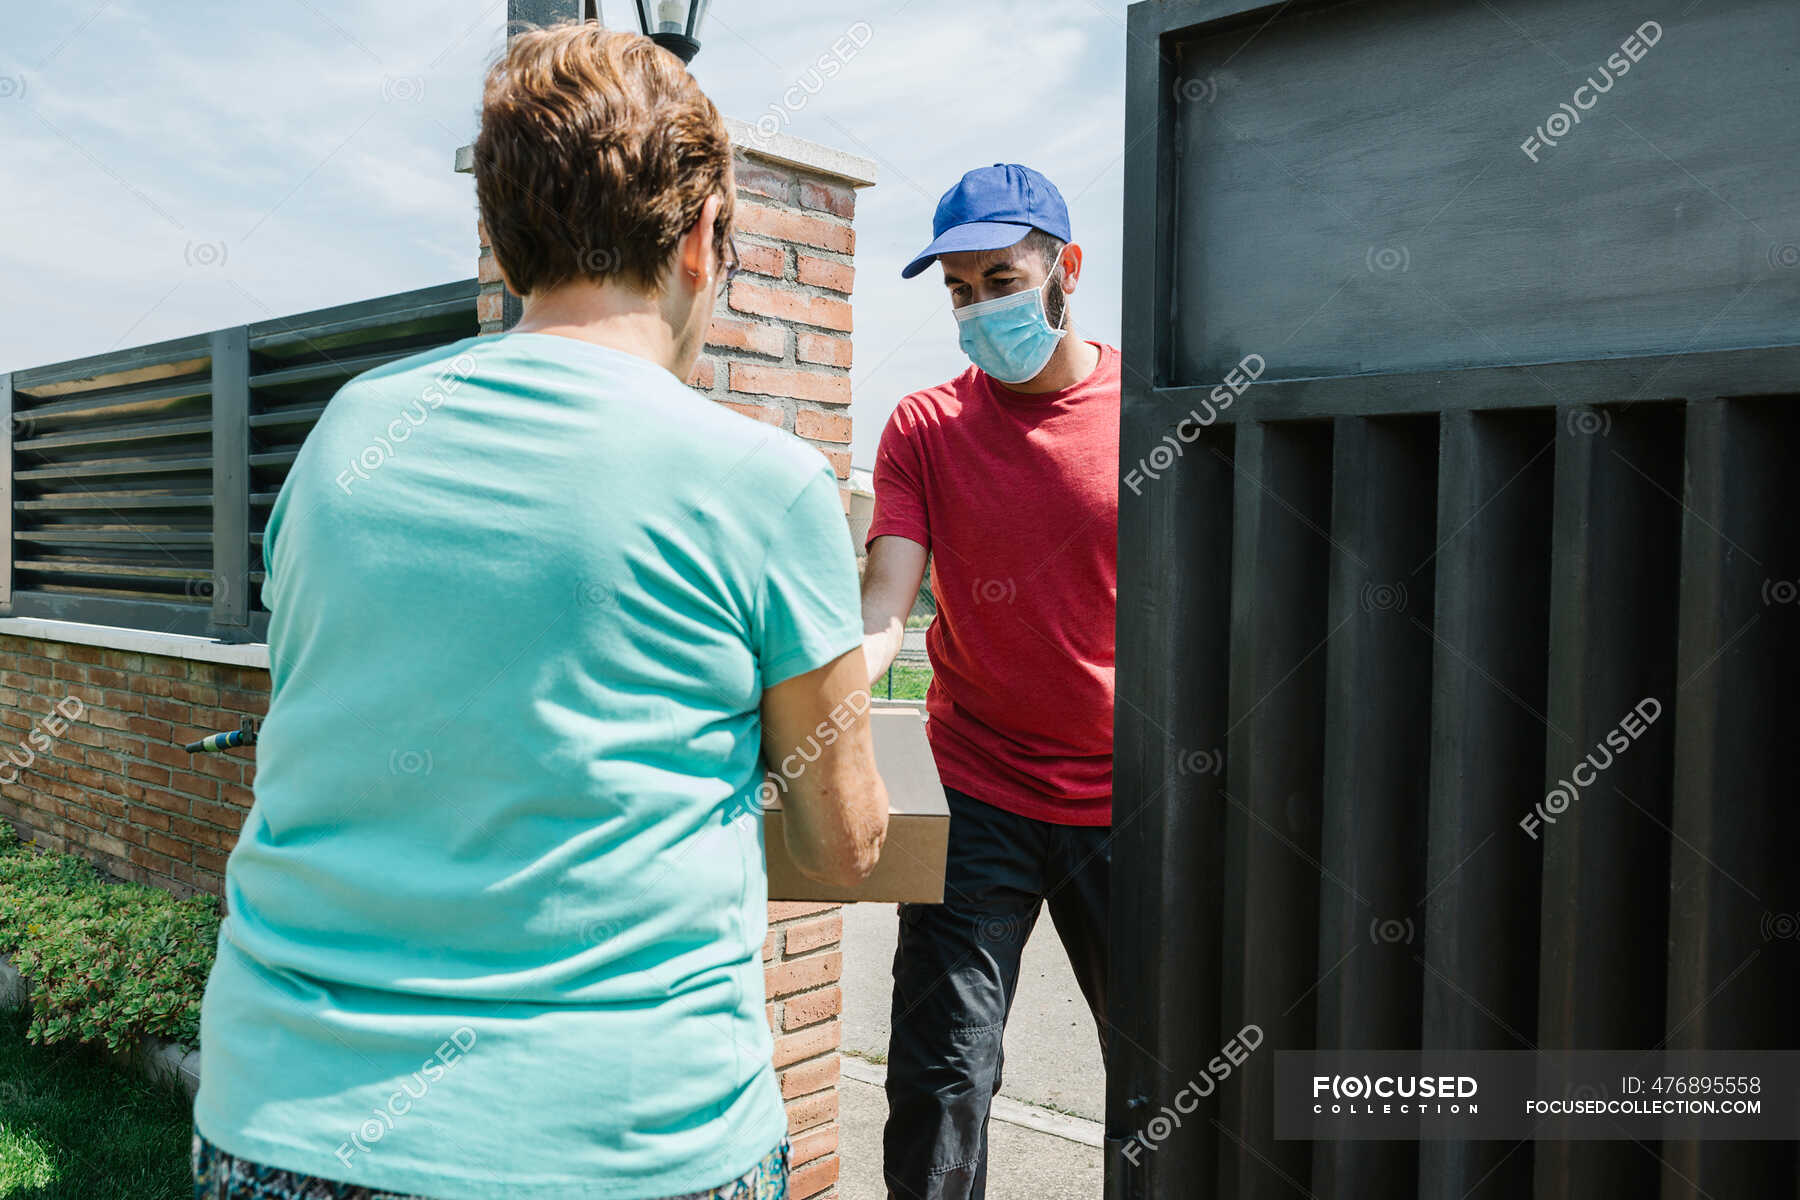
763, 703, 948, 903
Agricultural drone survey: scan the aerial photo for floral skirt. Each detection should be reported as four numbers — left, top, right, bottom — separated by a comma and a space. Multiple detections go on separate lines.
193, 1130, 789, 1200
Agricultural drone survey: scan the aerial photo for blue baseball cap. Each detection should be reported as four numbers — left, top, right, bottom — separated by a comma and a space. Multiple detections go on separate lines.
900, 163, 1072, 279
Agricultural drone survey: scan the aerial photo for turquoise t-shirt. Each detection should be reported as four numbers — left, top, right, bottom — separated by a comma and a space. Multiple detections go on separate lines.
193, 331, 863, 1199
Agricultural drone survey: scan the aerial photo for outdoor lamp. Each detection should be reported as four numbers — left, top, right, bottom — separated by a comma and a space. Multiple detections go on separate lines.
633, 0, 709, 63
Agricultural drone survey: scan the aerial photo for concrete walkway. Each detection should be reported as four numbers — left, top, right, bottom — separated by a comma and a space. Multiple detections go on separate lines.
837, 1071, 1103, 1200
837, 900, 1106, 1198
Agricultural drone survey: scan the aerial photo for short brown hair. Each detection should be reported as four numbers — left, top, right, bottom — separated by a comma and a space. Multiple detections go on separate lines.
474, 23, 734, 297
1019, 228, 1066, 272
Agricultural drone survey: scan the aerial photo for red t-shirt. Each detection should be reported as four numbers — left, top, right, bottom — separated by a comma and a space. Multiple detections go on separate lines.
867, 342, 1118, 826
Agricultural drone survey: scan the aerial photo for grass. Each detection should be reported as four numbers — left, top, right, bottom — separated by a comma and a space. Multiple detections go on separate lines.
0, 1006, 192, 1199
875, 664, 932, 703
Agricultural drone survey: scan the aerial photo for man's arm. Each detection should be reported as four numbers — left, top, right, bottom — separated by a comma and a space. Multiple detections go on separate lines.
761, 646, 889, 888
861, 534, 928, 688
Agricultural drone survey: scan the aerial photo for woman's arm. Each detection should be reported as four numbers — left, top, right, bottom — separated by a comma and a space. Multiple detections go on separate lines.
761, 646, 889, 888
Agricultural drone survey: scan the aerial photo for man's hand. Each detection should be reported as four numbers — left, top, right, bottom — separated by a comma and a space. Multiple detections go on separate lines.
861, 535, 929, 687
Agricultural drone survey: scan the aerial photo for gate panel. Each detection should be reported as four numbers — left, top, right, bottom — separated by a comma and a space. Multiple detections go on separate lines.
1119, 1, 1800, 1197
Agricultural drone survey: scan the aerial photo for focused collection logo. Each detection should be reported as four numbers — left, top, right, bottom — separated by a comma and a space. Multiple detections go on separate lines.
1311, 1074, 1480, 1115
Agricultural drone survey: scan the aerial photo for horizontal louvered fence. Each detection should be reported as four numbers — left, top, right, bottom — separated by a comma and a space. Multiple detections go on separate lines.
0, 281, 479, 641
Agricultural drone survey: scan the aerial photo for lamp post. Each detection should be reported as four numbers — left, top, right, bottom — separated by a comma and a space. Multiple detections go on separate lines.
633, 0, 709, 63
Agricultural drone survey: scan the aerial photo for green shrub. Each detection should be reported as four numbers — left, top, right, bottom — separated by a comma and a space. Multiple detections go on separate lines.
0, 824, 220, 1052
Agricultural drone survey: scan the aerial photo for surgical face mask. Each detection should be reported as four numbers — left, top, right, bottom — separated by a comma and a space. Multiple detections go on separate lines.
953, 258, 1069, 384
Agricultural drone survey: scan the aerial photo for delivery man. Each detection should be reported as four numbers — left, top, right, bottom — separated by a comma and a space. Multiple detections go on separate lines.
860, 163, 1119, 1200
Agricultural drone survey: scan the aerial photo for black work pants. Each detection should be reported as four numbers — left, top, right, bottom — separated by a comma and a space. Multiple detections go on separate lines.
883, 785, 1111, 1200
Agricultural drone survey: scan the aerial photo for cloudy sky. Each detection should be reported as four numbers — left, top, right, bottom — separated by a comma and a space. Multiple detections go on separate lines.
0, 0, 1127, 466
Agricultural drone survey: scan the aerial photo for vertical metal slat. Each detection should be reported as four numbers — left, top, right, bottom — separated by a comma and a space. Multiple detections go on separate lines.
1109, 419, 1235, 1200
1535, 404, 1684, 1200
210, 327, 250, 634
1659, 398, 1800, 1197
1217, 420, 1334, 1200
1312, 416, 1438, 1200
0, 372, 12, 610
1417, 410, 1555, 1200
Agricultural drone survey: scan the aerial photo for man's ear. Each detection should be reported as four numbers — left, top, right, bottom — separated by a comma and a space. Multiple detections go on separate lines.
678, 193, 726, 285
1056, 243, 1084, 294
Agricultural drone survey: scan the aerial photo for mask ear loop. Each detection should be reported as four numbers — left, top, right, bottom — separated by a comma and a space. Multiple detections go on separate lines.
1042, 248, 1071, 332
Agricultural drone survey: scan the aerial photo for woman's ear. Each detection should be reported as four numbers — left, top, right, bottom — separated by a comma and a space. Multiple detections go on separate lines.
678, 193, 725, 287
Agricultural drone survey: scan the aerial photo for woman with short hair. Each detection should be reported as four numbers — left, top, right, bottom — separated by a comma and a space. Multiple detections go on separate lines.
192, 23, 887, 1199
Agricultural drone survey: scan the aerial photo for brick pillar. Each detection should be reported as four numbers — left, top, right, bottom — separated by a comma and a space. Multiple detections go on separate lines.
766, 901, 848, 1195
463, 123, 875, 1198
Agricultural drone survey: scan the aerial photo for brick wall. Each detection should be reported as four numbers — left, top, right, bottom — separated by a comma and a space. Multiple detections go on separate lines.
0, 638, 263, 890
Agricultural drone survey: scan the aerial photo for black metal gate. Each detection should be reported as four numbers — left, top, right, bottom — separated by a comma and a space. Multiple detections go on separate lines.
1110, 1, 1800, 1198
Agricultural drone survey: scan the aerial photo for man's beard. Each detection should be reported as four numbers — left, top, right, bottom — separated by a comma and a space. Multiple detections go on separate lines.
1043, 278, 1068, 331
